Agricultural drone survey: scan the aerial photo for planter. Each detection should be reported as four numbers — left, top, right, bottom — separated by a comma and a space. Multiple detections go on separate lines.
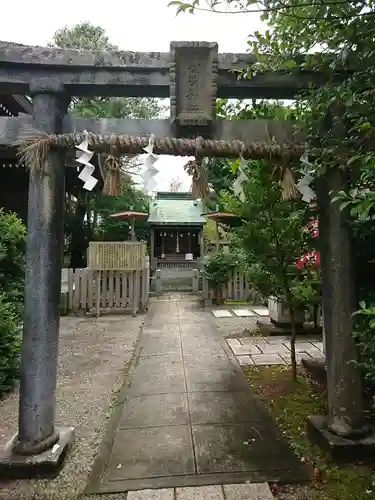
268, 296, 305, 327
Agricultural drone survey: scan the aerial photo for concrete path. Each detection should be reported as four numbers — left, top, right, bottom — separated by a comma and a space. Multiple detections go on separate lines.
227, 336, 324, 366
90, 296, 306, 495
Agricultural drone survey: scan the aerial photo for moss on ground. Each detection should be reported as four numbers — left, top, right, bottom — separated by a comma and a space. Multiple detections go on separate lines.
244, 365, 375, 500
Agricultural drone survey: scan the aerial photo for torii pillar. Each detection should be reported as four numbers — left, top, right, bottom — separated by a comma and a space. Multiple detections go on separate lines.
0, 81, 74, 477
307, 107, 374, 459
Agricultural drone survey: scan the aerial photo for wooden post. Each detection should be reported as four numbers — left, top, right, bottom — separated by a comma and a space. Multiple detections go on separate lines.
130, 217, 136, 241
132, 270, 139, 316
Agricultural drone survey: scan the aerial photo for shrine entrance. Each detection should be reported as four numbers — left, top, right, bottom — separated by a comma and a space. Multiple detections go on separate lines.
0, 39, 365, 483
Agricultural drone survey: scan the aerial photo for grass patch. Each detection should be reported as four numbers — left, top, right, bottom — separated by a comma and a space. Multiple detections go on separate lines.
244, 365, 375, 500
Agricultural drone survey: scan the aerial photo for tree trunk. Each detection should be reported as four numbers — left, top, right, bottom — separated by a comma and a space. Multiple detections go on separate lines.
69, 199, 87, 269
282, 270, 297, 380
216, 285, 221, 306
289, 305, 298, 380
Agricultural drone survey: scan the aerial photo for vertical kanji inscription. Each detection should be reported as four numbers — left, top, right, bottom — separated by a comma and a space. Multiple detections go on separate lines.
170, 41, 218, 136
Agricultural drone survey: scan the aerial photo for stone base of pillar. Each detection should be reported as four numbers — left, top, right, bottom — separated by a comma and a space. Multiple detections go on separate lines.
307, 416, 375, 463
301, 357, 327, 385
0, 426, 75, 479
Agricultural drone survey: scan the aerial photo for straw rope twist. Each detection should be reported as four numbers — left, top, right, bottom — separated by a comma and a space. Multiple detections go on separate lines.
18, 132, 307, 174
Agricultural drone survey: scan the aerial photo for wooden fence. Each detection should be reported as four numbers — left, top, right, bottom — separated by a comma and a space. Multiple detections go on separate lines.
62, 265, 150, 316
202, 269, 256, 303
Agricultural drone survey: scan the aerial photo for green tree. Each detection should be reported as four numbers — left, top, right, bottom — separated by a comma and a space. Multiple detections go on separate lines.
94, 174, 149, 242
0, 210, 26, 314
224, 160, 315, 379
52, 22, 163, 120
204, 99, 299, 209
0, 210, 26, 393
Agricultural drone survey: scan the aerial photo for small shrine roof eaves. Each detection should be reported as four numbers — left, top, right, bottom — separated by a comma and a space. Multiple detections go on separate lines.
148, 196, 204, 226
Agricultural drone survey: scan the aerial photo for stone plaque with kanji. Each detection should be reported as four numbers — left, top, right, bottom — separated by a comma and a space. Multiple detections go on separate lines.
170, 42, 218, 136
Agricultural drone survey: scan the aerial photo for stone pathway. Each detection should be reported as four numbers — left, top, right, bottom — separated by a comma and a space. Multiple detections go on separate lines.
227, 336, 324, 366
89, 296, 306, 495
212, 307, 269, 318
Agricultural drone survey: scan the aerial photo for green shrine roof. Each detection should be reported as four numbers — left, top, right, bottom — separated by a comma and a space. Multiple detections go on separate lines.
147, 192, 205, 226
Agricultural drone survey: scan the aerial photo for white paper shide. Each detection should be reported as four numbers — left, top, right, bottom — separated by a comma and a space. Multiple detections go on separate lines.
297, 152, 316, 203
141, 134, 159, 193
232, 157, 249, 202
75, 130, 98, 191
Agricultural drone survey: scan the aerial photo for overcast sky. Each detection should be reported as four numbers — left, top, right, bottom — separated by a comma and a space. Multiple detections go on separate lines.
2, 0, 263, 191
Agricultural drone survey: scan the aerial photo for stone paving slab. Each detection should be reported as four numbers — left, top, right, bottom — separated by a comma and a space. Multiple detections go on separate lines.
232, 308, 257, 317
118, 393, 190, 429
228, 335, 325, 366
128, 366, 186, 395
212, 307, 270, 319
237, 355, 254, 366
93, 298, 307, 493
192, 422, 297, 475
188, 391, 264, 425
224, 483, 274, 500
212, 309, 233, 318
128, 489, 173, 500
126, 483, 274, 499
251, 354, 287, 366
104, 425, 195, 481
249, 307, 269, 316
176, 485, 223, 500
132, 353, 183, 375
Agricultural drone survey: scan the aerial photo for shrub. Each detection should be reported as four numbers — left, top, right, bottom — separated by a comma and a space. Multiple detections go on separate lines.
204, 251, 239, 303
352, 301, 375, 386
0, 292, 22, 394
0, 209, 26, 315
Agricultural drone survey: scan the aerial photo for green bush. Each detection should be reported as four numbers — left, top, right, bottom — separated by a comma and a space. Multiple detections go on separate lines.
0, 292, 22, 394
352, 301, 375, 386
204, 251, 238, 288
0, 209, 26, 315
204, 251, 240, 303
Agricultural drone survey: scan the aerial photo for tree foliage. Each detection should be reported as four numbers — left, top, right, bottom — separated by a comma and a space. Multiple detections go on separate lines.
0, 210, 25, 393
0, 210, 26, 314
94, 175, 149, 242
225, 159, 316, 378
204, 99, 298, 208
51, 22, 163, 120
0, 292, 22, 395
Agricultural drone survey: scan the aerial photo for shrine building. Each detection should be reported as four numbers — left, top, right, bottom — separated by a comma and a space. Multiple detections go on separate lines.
148, 192, 205, 272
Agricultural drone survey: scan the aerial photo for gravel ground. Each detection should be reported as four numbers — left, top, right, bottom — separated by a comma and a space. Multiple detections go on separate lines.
0, 313, 144, 500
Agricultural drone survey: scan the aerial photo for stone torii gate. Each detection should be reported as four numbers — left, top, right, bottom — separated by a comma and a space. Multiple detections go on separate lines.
0, 41, 366, 476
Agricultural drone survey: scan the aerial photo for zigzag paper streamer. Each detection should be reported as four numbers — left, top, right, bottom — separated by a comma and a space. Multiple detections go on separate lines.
141, 134, 159, 193
232, 157, 248, 202
75, 130, 98, 191
297, 153, 316, 202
